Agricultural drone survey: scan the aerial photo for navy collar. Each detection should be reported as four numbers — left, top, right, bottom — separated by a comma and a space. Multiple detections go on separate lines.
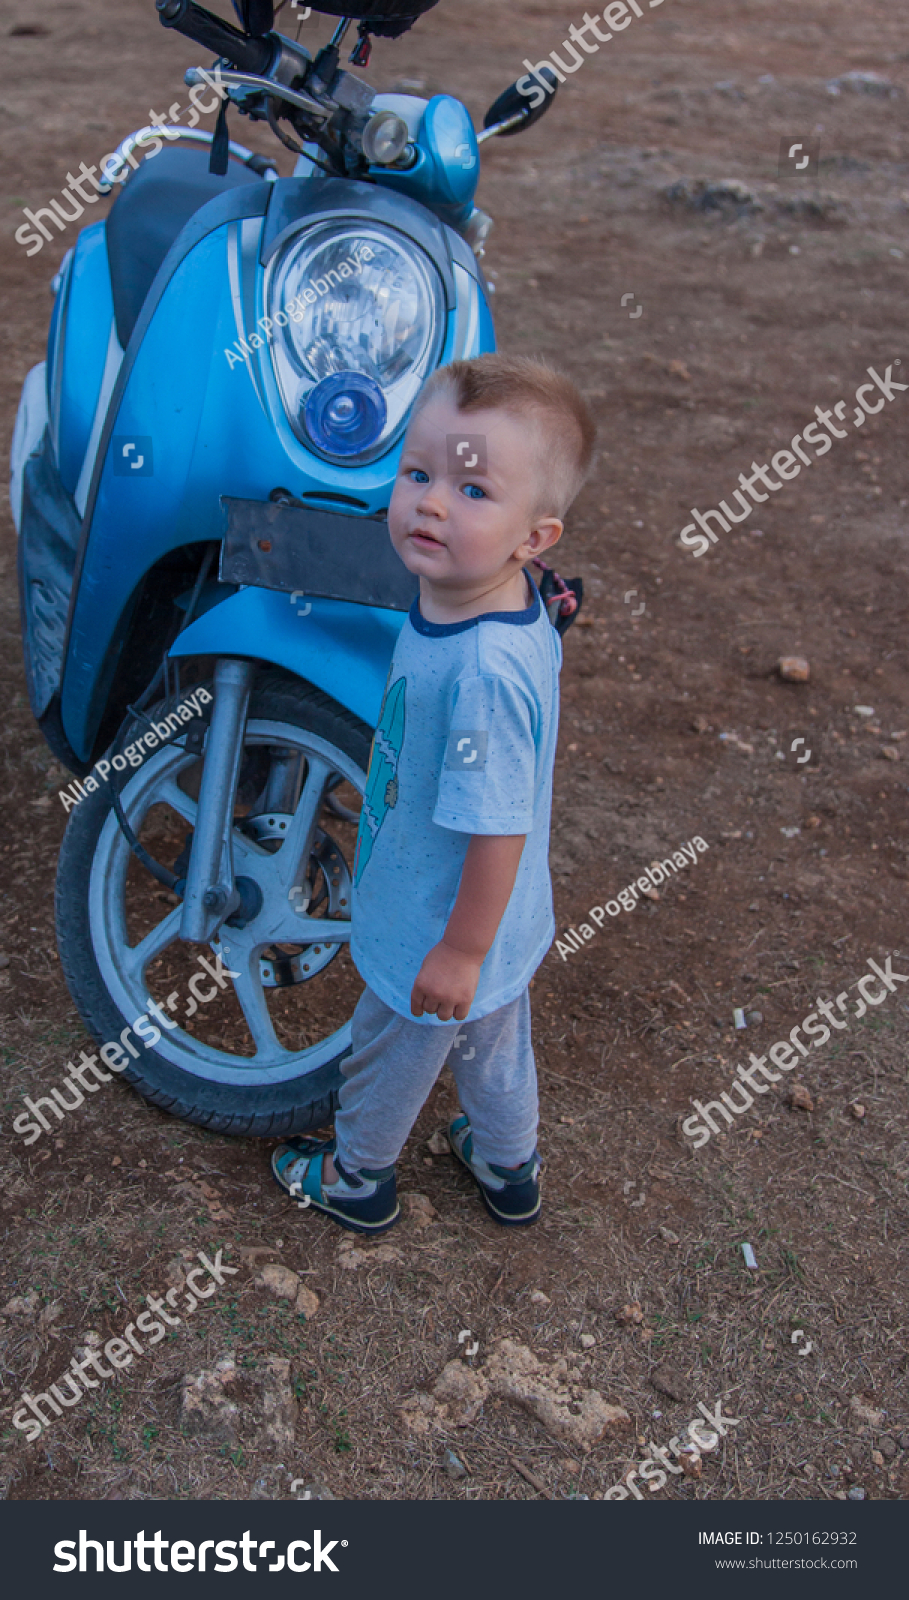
409, 573, 541, 637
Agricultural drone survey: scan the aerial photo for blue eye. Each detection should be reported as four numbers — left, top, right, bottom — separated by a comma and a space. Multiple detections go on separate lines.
462, 483, 486, 500
408, 468, 429, 484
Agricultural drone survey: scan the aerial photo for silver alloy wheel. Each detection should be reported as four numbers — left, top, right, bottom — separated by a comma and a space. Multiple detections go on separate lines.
88, 718, 365, 1086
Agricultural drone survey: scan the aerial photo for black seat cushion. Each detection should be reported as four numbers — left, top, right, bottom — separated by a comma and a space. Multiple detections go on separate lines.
105, 144, 262, 349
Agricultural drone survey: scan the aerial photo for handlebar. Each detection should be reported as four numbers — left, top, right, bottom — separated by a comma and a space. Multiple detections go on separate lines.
156, 0, 274, 77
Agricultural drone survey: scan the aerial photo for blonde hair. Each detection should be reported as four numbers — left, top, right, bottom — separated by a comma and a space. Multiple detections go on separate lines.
412, 353, 596, 518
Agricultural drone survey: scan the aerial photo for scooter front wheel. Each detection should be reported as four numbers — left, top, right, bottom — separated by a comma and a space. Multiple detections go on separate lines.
55, 673, 372, 1136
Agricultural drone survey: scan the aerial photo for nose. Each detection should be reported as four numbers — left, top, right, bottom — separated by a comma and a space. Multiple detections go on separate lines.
415, 479, 448, 520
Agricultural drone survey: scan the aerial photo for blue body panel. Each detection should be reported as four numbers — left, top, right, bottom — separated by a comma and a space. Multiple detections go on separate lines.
170, 588, 407, 729
51, 224, 116, 495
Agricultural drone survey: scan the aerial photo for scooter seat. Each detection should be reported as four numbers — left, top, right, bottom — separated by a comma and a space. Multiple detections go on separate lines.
105, 143, 263, 349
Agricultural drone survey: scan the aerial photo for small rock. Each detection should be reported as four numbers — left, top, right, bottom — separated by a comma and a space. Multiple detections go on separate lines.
828, 71, 899, 97
401, 1192, 438, 1229
778, 656, 810, 683
443, 1448, 467, 1480
849, 1102, 866, 1120
880, 746, 900, 762
337, 1243, 404, 1270
692, 715, 710, 734
900, 1432, 909, 1451
650, 1365, 688, 1402
871, 1449, 884, 1467
847, 1485, 866, 1500
295, 1285, 320, 1320
789, 1083, 814, 1112
850, 1395, 884, 1427
658, 1225, 680, 1245
0, 954, 11, 969
615, 1302, 644, 1325
580, 1333, 596, 1349
854, 705, 875, 717
427, 1131, 449, 1156
747, 1011, 763, 1025
2, 1291, 39, 1317
530, 1290, 551, 1306
679, 1446, 702, 1478
257, 1263, 304, 1302
878, 1435, 897, 1460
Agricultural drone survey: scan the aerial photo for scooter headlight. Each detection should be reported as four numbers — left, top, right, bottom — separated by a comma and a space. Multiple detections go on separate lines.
267, 221, 445, 464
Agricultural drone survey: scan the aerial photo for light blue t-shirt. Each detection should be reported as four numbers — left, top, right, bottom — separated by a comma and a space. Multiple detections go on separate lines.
351, 576, 561, 1024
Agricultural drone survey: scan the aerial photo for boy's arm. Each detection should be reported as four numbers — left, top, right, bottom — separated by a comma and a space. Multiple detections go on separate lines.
410, 833, 526, 1021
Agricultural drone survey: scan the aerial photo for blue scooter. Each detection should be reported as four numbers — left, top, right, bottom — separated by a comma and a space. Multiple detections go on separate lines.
11, 0, 565, 1136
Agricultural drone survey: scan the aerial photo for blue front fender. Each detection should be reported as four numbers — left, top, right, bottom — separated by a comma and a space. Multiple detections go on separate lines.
169, 587, 407, 729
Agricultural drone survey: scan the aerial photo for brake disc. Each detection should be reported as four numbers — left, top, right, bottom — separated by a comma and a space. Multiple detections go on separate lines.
240, 815, 351, 989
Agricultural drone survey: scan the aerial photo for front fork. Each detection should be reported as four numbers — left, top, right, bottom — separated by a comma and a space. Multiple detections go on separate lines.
179, 658, 254, 943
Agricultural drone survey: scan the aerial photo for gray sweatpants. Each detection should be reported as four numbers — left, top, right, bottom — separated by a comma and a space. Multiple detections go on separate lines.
333, 986, 538, 1174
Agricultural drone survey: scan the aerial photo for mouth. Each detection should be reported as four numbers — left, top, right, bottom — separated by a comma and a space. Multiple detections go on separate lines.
408, 528, 445, 550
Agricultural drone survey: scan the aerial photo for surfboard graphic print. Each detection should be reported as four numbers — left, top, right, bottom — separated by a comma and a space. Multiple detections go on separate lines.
353, 675, 406, 886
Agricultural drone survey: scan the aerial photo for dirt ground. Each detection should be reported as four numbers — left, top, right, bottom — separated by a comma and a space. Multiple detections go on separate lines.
1, 0, 907, 1503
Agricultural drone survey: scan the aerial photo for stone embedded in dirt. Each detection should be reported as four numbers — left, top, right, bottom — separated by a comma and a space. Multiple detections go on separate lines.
658, 1225, 680, 1245
181, 1357, 242, 1445
337, 1243, 404, 1270
615, 1302, 644, 1325
847, 1485, 866, 1500
878, 1436, 897, 1460
427, 1131, 449, 1156
850, 1395, 884, 1428
256, 1263, 319, 1318
880, 746, 900, 761
443, 1448, 467, 1480
400, 1340, 629, 1453
691, 715, 710, 734
849, 1102, 866, 1121
650, 1365, 688, 1402
664, 177, 762, 216
871, 1449, 884, 1467
0, 954, 10, 970
181, 1354, 296, 1450
778, 656, 810, 682
401, 1193, 438, 1229
530, 1290, 552, 1306
789, 1084, 814, 1113
828, 71, 900, 98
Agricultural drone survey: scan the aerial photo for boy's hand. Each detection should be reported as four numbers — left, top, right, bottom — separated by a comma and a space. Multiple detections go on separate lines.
411, 940, 483, 1022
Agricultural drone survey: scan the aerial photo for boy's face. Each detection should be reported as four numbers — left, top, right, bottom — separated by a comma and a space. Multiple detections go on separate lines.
388, 393, 562, 592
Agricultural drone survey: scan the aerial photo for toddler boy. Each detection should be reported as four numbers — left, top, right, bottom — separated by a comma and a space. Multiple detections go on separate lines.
273, 354, 595, 1232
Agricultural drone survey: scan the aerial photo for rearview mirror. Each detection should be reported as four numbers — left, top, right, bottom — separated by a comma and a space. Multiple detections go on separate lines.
482, 67, 559, 139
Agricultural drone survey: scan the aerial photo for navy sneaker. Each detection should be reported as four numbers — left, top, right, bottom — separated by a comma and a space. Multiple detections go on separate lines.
272, 1135, 399, 1235
447, 1115, 541, 1226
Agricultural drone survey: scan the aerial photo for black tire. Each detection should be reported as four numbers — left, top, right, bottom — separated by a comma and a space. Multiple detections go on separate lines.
55, 672, 372, 1137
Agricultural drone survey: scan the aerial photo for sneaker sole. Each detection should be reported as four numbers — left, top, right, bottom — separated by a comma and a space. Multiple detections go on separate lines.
448, 1131, 541, 1227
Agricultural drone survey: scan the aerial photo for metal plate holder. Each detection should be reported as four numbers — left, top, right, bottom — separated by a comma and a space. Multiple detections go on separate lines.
218, 496, 419, 612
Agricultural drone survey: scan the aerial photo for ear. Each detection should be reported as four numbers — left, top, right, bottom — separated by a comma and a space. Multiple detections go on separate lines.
513, 516, 563, 564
